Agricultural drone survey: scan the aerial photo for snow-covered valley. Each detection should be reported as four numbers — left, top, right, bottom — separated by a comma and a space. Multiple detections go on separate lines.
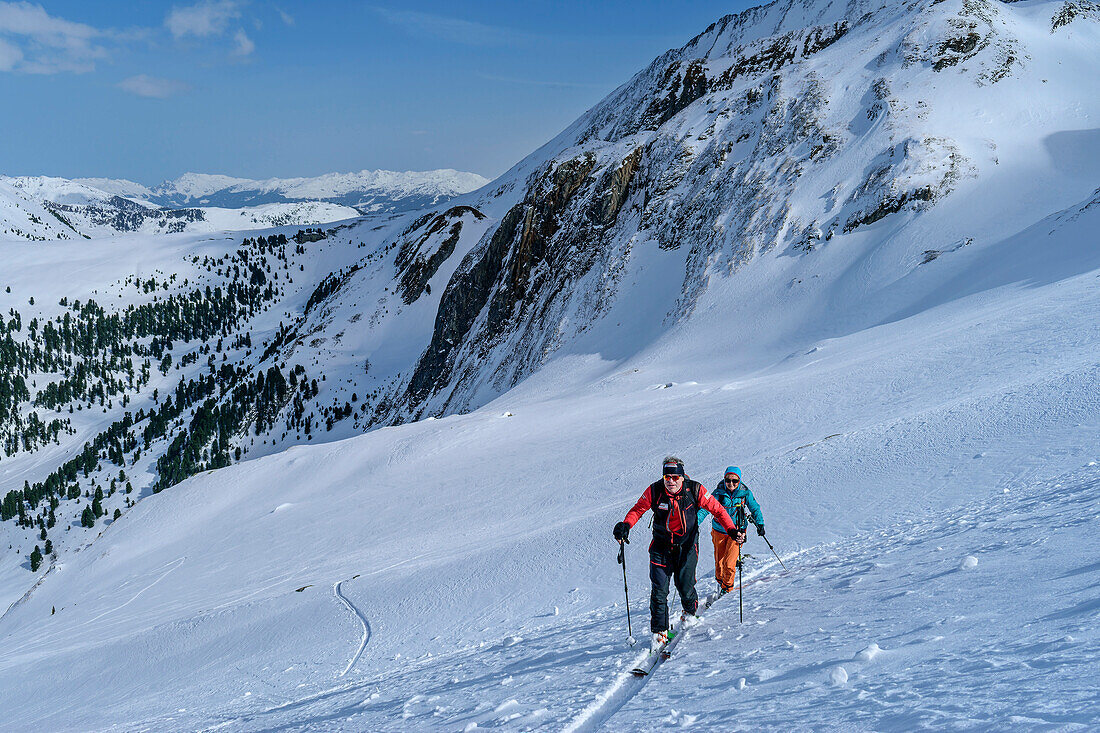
1, 0, 1099, 728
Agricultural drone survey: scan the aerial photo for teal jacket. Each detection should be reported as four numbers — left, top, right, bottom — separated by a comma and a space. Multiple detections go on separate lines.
698, 481, 764, 535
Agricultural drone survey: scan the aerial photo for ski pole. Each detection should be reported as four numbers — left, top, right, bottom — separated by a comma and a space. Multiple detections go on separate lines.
617, 540, 634, 642
734, 499, 745, 623
737, 555, 744, 623
745, 511, 787, 571
761, 535, 786, 570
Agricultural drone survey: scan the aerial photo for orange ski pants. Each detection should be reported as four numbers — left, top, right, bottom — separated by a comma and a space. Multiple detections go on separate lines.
712, 529, 741, 591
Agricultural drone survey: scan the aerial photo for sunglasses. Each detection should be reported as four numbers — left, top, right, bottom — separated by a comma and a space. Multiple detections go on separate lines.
663, 473, 684, 479
725, 478, 740, 483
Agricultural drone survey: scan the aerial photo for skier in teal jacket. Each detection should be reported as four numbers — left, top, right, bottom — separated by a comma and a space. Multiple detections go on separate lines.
697, 466, 765, 592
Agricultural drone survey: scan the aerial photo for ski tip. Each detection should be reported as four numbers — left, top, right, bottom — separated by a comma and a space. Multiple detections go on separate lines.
630, 668, 649, 677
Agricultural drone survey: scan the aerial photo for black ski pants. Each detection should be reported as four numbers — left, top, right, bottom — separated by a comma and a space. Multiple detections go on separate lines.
649, 541, 698, 632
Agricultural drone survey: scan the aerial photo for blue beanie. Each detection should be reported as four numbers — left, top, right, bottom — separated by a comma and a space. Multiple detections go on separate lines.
724, 466, 741, 478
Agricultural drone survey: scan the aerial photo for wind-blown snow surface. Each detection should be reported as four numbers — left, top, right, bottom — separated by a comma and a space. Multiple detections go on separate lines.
1, 231, 1099, 729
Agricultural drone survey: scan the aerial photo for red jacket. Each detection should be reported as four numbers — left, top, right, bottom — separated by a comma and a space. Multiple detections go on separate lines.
624, 480, 736, 545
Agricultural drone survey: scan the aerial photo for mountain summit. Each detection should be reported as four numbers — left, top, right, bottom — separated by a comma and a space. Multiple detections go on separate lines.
287, 0, 1100, 425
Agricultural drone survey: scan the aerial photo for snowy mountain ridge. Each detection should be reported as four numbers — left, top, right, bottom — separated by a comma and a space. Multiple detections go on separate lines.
269, 0, 1100, 429
76, 168, 491, 211
0, 167, 489, 241
0, 175, 362, 240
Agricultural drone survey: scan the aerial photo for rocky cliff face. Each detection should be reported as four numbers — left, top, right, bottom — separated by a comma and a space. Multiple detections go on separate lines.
406, 148, 643, 408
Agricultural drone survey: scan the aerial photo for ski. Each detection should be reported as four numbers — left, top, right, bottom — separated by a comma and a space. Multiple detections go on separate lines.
627, 588, 723, 677
630, 629, 678, 677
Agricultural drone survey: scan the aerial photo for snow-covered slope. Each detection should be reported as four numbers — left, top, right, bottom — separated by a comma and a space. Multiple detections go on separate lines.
0, 239, 1098, 729
260, 0, 1100, 432
1, 0, 1099, 728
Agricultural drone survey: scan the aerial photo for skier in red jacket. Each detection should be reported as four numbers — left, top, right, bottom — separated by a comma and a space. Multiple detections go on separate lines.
614, 456, 737, 646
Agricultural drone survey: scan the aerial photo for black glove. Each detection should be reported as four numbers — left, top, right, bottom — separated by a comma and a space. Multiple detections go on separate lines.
757, 525, 766, 537
613, 521, 630, 543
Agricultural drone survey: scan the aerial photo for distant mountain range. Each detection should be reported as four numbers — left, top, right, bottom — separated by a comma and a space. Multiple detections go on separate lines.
75, 169, 491, 213
0, 169, 490, 240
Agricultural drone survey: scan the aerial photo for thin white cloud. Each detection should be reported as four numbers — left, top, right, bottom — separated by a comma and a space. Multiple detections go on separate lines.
0, 1, 97, 39
0, 36, 22, 70
233, 28, 253, 55
166, 0, 240, 39
0, 1, 110, 73
276, 8, 293, 26
118, 74, 191, 98
371, 7, 528, 47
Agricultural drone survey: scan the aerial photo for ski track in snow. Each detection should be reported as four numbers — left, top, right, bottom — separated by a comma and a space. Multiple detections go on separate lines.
333, 580, 371, 677
564, 551, 806, 733
203, 465, 1100, 731
82, 556, 186, 627
1, 556, 187, 658
602, 468, 1100, 731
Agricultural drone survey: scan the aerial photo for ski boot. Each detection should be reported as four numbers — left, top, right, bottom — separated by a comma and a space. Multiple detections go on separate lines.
680, 611, 702, 629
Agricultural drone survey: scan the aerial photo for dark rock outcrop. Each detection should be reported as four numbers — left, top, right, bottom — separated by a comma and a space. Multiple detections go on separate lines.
844, 186, 935, 232
48, 197, 206, 234
406, 148, 643, 406
395, 205, 485, 304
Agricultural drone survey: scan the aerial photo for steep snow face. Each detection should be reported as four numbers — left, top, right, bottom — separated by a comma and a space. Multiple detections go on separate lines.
281, 0, 1099, 427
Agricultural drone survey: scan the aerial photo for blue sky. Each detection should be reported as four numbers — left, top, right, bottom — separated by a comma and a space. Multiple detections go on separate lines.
0, 1, 755, 183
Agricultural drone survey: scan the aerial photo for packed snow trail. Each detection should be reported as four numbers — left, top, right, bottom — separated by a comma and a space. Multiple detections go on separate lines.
26, 461, 1097, 732
333, 580, 371, 677
563, 554, 800, 733
82, 557, 186, 627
